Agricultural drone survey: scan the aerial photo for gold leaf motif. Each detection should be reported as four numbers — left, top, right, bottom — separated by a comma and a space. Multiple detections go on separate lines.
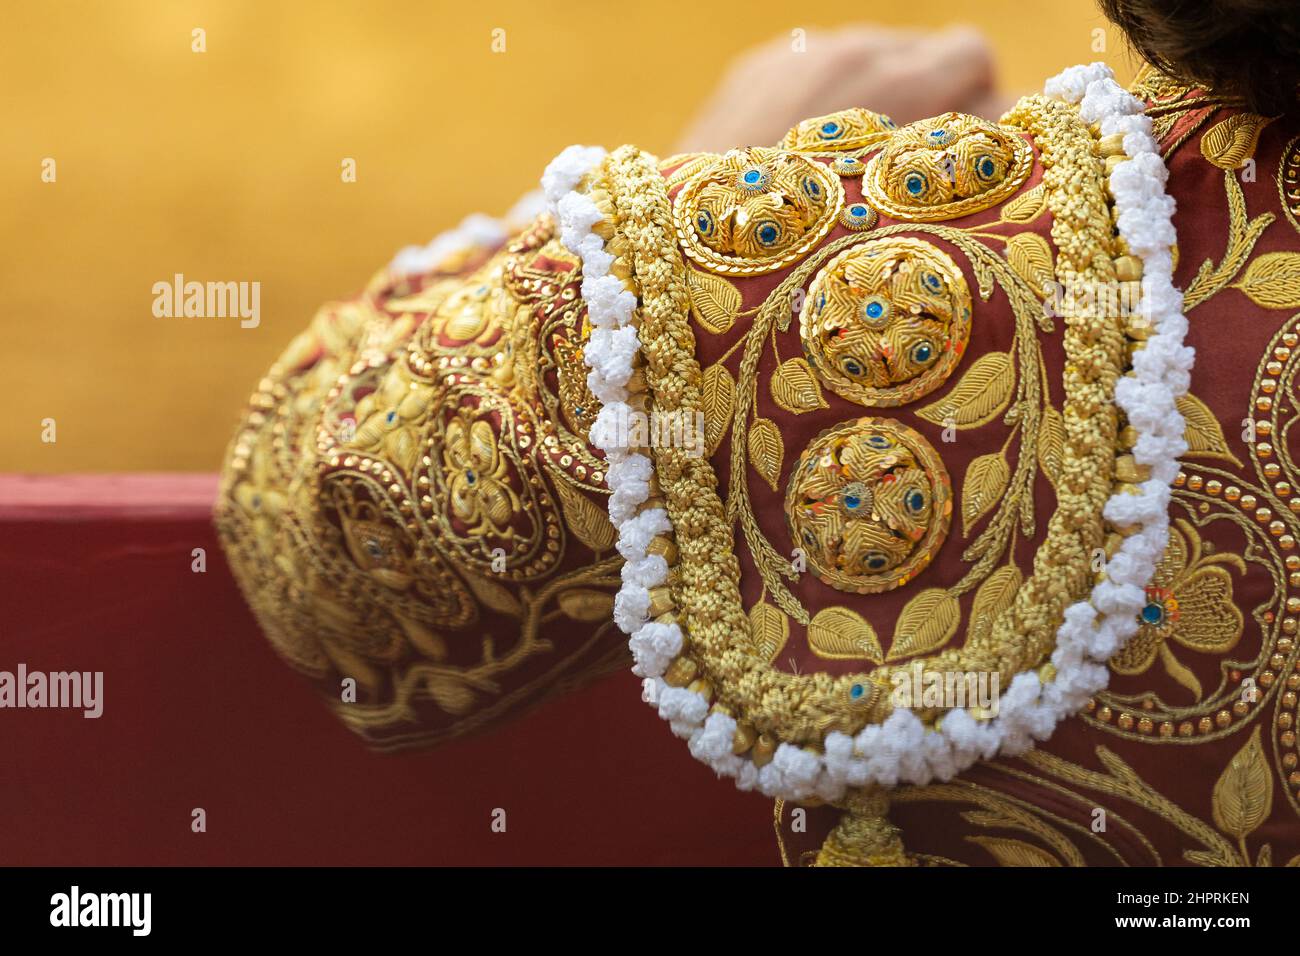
1037, 405, 1065, 490
702, 362, 735, 456
916, 351, 1014, 429
426, 675, 476, 715
1233, 252, 1300, 309
999, 184, 1047, 224
556, 588, 615, 622
748, 417, 785, 492
463, 572, 524, 618
770, 357, 828, 414
887, 588, 961, 661
553, 479, 616, 552
1211, 726, 1273, 840
968, 563, 1022, 644
686, 267, 742, 334
1006, 232, 1056, 296
666, 154, 715, 187
967, 836, 1060, 867
1177, 393, 1244, 467
808, 606, 883, 662
748, 600, 790, 663
389, 427, 420, 474
961, 451, 1010, 537
1200, 113, 1273, 170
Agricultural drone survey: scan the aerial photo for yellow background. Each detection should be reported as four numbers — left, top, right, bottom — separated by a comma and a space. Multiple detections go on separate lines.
1, 0, 1136, 472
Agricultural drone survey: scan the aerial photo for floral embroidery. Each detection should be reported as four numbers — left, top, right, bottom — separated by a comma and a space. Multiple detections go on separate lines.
442, 412, 518, 536
1109, 518, 1245, 699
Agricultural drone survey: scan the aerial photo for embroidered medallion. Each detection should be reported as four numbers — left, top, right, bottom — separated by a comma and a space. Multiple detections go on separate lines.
781, 107, 896, 152
785, 418, 952, 594
863, 112, 1033, 221
672, 147, 844, 275
799, 237, 971, 407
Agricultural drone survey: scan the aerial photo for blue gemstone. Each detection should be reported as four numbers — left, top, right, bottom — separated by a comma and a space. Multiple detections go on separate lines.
822, 122, 840, 135
865, 301, 884, 318
744, 169, 761, 183
1141, 603, 1164, 624
907, 491, 924, 511
980, 157, 995, 177
851, 204, 867, 216
850, 683, 865, 699
844, 494, 861, 509
914, 344, 932, 361
759, 225, 777, 243
385, 411, 397, 423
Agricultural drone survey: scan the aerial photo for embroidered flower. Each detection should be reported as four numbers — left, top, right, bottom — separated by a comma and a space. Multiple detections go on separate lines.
443, 413, 518, 535
1109, 518, 1245, 699
350, 368, 434, 474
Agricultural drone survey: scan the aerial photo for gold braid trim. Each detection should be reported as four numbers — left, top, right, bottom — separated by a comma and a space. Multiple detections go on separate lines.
600, 94, 1128, 755
903, 96, 1127, 689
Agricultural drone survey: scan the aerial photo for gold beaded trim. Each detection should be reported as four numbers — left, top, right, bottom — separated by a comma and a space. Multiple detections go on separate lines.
600, 93, 1128, 752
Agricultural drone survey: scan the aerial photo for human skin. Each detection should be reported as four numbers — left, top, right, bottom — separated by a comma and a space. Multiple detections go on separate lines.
675, 25, 1014, 154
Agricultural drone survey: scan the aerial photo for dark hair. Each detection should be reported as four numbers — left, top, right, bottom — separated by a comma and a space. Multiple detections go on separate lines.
1099, 0, 1300, 113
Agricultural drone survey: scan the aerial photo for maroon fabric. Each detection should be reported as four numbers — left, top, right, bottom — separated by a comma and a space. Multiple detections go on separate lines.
0, 473, 773, 865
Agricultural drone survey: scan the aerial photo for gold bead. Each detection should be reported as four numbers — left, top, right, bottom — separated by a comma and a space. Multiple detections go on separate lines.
751, 733, 777, 768
1114, 255, 1144, 281
663, 656, 697, 687
732, 722, 757, 755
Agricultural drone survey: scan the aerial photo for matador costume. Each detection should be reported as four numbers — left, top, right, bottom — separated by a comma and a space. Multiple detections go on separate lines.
216, 62, 1300, 866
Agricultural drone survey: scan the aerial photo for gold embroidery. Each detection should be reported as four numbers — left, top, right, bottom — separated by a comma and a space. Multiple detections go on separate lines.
684, 267, 742, 334
799, 237, 972, 407
808, 606, 883, 662
748, 600, 791, 664
785, 419, 953, 594
769, 357, 828, 414
216, 221, 626, 747
915, 351, 1013, 428
673, 147, 844, 275
747, 416, 786, 492
1183, 171, 1275, 311
1279, 137, 1300, 236
961, 450, 1010, 538
888, 587, 961, 660
1177, 392, 1244, 467
1200, 113, 1274, 170
1110, 518, 1246, 700
595, 95, 1124, 755
781, 107, 896, 152
863, 112, 1033, 221
1234, 252, 1300, 310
